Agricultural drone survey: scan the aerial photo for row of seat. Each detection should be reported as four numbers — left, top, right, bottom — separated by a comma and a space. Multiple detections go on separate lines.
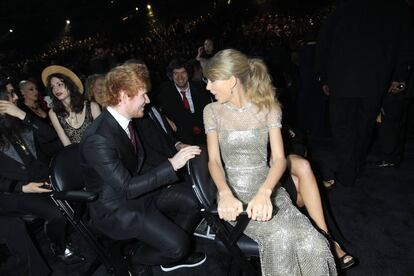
50, 144, 260, 276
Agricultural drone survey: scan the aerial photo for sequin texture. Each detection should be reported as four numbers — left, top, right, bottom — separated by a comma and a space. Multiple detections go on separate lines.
203, 102, 337, 276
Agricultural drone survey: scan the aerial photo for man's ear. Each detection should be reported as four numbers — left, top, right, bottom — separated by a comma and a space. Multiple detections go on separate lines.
118, 90, 127, 105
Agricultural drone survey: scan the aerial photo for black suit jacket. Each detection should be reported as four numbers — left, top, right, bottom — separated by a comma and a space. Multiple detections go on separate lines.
80, 109, 179, 239
133, 105, 178, 170
157, 81, 211, 145
316, 0, 414, 98
0, 114, 58, 194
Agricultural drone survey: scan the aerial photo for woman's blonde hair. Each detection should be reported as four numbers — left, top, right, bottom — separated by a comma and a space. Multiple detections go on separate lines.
203, 49, 279, 111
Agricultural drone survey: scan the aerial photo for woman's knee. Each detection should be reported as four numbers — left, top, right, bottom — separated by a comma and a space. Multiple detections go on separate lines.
290, 155, 312, 176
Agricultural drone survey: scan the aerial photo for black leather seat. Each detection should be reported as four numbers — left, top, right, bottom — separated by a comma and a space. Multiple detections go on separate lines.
49, 144, 131, 276
187, 146, 260, 276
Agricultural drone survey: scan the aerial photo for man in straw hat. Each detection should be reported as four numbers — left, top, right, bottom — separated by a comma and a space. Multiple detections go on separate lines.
79, 63, 206, 274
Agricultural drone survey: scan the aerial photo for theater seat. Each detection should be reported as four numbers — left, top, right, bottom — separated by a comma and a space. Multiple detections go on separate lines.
187, 146, 260, 276
49, 144, 131, 276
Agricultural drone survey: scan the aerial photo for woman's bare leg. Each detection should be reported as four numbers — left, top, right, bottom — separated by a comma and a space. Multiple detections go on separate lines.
288, 154, 351, 261
288, 154, 328, 232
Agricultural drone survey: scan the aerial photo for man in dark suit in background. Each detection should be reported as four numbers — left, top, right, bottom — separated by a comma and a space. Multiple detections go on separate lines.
157, 58, 211, 145
316, 0, 414, 186
80, 64, 205, 274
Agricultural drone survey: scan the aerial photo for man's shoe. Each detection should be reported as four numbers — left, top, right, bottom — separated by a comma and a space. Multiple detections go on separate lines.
51, 244, 85, 265
160, 252, 207, 272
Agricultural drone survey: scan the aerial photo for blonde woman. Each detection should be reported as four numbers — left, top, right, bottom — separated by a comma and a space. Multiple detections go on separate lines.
203, 49, 337, 275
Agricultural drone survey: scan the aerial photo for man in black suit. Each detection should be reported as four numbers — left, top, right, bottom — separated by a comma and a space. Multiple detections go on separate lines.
80, 64, 205, 272
316, 0, 414, 186
157, 58, 211, 145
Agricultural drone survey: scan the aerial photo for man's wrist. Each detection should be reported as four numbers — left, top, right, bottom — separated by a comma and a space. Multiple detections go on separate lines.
175, 141, 183, 150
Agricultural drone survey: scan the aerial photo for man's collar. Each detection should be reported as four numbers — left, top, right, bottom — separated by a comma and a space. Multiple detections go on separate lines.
175, 83, 190, 92
107, 106, 130, 132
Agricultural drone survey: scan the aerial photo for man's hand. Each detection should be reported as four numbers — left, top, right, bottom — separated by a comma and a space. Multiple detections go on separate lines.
175, 142, 191, 151
0, 100, 26, 120
322, 84, 330, 96
388, 81, 406, 94
197, 46, 204, 56
168, 146, 201, 170
22, 182, 52, 193
217, 191, 243, 221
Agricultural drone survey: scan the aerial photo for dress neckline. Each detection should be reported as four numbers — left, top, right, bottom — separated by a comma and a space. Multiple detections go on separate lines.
223, 102, 252, 112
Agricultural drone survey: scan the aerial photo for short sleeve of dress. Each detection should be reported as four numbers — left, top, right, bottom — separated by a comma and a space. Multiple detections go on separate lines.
203, 104, 217, 133
266, 107, 282, 129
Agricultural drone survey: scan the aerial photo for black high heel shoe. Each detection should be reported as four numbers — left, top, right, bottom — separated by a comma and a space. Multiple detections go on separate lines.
320, 231, 356, 270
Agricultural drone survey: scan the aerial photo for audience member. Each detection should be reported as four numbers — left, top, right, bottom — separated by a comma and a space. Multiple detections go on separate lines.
80, 64, 206, 274
17, 80, 49, 124
203, 49, 336, 275
196, 38, 216, 69
316, 0, 414, 187
84, 73, 105, 104
42, 65, 101, 146
157, 58, 211, 145
0, 73, 84, 267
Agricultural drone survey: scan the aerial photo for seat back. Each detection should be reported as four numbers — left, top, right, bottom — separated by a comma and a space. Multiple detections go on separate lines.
50, 144, 83, 192
187, 146, 217, 210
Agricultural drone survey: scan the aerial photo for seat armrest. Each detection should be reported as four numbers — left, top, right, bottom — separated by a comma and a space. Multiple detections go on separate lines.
202, 205, 248, 216
52, 191, 98, 202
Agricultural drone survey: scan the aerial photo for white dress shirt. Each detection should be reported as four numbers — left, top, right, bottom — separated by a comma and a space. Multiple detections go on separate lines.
107, 106, 132, 138
175, 84, 195, 113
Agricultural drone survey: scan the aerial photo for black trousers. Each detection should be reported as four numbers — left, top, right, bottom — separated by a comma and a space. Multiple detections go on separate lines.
130, 181, 201, 266
377, 92, 412, 163
329, 97, 382, 186
0, 193, 67, 252
0, 216, 50, 276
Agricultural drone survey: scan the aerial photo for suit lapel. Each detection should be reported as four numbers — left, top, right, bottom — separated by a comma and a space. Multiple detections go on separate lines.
2, 141, 23, 164
104, 110, 144, 173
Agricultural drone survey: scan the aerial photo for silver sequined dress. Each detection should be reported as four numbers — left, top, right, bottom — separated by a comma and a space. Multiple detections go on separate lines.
203, 102, 337, 276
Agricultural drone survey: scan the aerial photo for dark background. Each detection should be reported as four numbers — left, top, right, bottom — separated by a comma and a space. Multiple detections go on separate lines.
0, 0, 332, 53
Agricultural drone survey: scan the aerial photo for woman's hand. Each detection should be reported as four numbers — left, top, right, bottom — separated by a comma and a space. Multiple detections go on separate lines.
0, 100, 26, 120
217, 191, 243, 221
22, 182, 52, 193
246, 188, 273, 221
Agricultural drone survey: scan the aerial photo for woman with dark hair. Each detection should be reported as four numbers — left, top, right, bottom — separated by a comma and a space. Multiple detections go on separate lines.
0, 74, 84, 271
42, 65, 101, 146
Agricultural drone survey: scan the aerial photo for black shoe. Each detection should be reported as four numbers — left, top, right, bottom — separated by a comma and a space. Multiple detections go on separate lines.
160, 252, 207, 272
51, 244, 85, 265
129, 264, 153, 276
